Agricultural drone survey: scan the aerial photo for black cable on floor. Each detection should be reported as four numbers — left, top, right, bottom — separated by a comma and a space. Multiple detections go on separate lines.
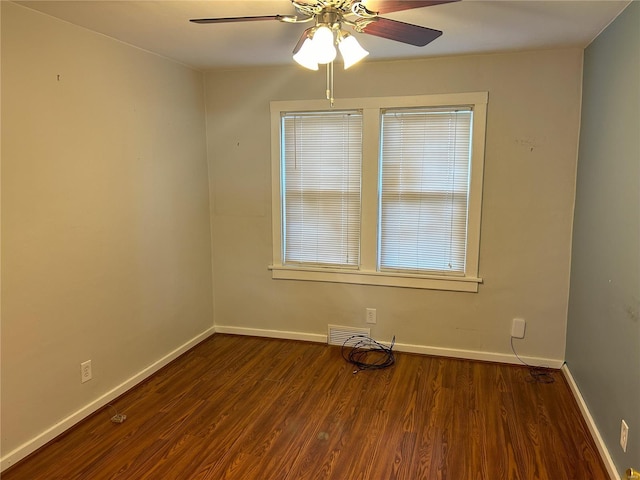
510, 336, 555, 384
341, 335, 395, 373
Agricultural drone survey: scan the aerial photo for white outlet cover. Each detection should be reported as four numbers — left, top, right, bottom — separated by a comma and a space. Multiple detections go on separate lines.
511, 318, 526, 339
81, 360, 92, 383
366, 308, 377, 324
621, 419, 629, 452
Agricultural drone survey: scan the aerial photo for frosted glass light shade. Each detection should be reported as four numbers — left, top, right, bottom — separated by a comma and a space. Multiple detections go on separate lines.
293, 37, 319, 70
312, 26, 337, 64
338, 34, 369, 69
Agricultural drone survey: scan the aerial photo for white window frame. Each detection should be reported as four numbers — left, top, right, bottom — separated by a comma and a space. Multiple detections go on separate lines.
269, 92, 487, 292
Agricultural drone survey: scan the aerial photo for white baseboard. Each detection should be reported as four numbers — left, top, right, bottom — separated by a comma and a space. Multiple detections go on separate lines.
562, 364, 618, 480
0, 327, 216, 473
214, 325, 327, 343
214, 325, 564, 368
392, 340, 564, 368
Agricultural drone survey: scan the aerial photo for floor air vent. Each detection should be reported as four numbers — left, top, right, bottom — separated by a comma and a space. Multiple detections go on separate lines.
328, 325, 370, 347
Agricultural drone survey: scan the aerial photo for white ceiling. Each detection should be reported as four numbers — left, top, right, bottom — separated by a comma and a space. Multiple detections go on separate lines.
16, 0, 631, 70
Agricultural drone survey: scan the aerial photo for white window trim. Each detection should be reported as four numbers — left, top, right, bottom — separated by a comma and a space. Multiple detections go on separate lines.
269, 92, 487, 292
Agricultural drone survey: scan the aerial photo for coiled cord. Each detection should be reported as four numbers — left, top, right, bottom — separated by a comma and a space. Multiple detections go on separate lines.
341, 335, 396, 373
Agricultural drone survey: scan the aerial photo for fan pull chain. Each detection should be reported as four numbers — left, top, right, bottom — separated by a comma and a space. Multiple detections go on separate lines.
326, 61, 335, 107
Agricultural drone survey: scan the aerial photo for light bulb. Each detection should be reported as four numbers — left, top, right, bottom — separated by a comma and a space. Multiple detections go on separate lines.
338, 34, 369, 69
312, 26, 337, 64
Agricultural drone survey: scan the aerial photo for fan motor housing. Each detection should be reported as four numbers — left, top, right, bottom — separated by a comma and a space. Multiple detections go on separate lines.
316, 9, 341, 28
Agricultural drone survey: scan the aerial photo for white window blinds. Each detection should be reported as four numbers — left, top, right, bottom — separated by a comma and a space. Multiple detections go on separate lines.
281, 111, 362, 267
379, 107, 473, 274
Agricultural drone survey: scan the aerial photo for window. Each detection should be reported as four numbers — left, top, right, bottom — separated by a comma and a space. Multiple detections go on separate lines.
270, 93, 487, 292
379, 108, 472, 275
281, 111, 362, 267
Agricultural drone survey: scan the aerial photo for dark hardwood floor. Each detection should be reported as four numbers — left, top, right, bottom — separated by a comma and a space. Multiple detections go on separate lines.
3, 334, 608, 479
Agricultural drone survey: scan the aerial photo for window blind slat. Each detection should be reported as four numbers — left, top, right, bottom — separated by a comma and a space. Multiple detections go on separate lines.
282, 111, 362, 267
379, 109, 473, 274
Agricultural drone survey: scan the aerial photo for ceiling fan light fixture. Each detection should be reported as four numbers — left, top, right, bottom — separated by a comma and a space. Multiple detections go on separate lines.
312, 25, 337, 64
293, 36, 319, 70
193, 0, 458, 104
338, 32, 369, 69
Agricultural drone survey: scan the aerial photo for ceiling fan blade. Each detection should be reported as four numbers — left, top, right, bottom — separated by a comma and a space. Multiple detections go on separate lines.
359, 0, 459, 15
358, 17, 442, 46
190, 15, 288, 24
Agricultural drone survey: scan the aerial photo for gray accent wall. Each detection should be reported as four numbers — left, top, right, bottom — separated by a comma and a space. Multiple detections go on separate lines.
566, 1, 639, 474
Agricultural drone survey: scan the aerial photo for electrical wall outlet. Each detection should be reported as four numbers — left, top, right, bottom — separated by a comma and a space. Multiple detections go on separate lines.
621, 419, 629, 452
511, 318, 526, 339
81, 360, 92, 383
366, 308, 377, 324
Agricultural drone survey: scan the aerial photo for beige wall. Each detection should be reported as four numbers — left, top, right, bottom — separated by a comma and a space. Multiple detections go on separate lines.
1, 2, 213, 463
206, 49, 583, 364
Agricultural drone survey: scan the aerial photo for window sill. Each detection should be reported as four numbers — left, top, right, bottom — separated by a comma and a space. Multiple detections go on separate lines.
268, 265, 481, 292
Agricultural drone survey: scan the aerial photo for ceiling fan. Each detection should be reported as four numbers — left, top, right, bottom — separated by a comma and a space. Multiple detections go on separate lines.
191, 0, 458, 103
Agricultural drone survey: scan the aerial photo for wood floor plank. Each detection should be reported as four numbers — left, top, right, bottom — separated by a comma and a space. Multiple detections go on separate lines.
3, 334, 610, 480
